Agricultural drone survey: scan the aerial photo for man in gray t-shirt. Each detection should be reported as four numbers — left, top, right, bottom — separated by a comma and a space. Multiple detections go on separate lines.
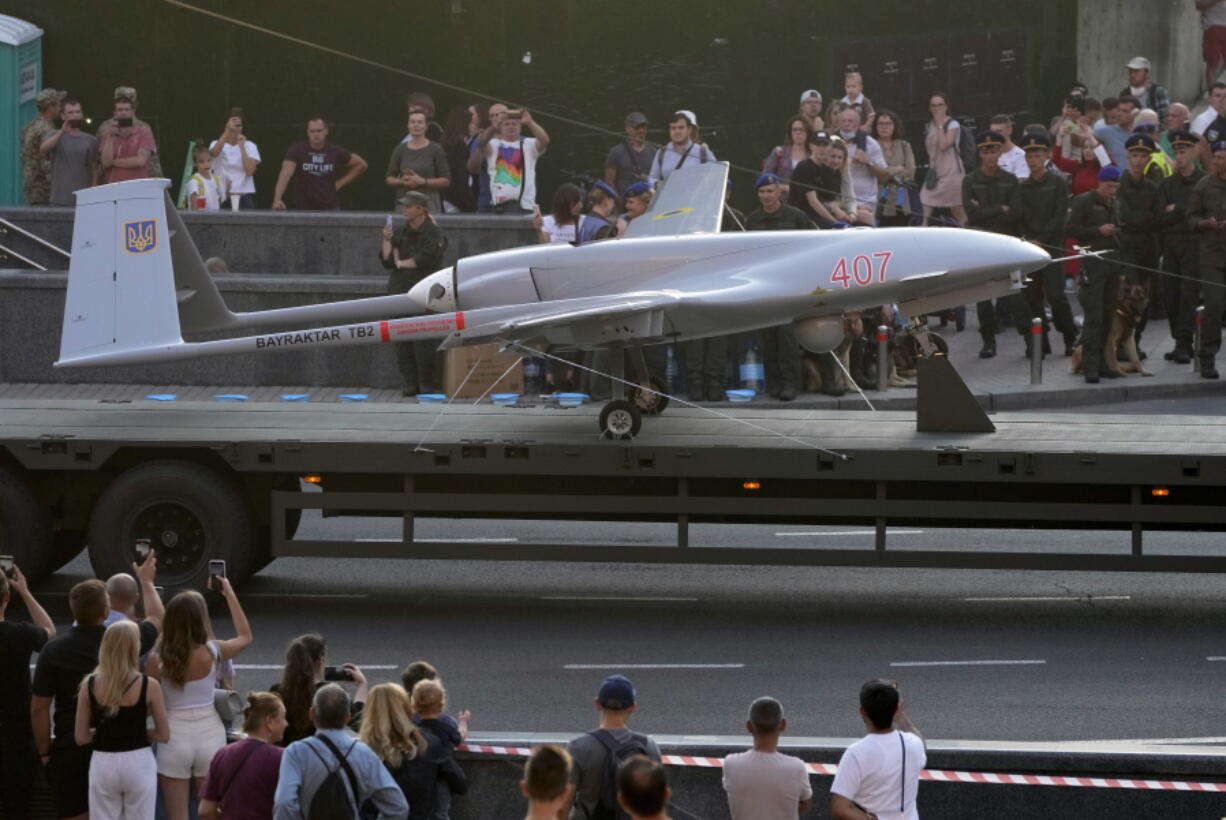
567, 675, 662, 820
604, 112, 660, 196
39, 98, 98, 206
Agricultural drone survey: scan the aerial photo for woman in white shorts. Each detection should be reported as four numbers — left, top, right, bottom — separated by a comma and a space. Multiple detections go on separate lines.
146, 580, 252, 820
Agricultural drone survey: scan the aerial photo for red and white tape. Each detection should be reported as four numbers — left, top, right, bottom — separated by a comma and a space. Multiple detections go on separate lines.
457, 744, 1226, 792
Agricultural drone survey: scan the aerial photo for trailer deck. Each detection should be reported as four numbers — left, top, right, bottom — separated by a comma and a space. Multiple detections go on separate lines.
3, 398, 1226, 581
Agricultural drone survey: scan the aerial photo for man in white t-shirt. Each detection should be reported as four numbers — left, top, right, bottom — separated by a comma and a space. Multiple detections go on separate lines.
835, 107, 887, 222
990, 115, 1029, 179
466, 108, 550, 214
209, 113, 261, 209
830, 680, 926, 820
648, 110, 716, 188
723, 696, 813, 819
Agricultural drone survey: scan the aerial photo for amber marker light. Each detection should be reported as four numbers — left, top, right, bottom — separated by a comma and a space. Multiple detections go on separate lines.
1151, 487, 1170, 497
303, 474, 323, 485
743, 481, 761, 491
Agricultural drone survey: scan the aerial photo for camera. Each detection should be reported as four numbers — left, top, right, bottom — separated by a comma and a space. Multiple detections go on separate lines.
323, 665, 355, 682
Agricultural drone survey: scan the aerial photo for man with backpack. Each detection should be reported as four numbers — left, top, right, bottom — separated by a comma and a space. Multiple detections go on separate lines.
648, 111, 716, 188
567, 675, 662, 820
274, 684, 408, 820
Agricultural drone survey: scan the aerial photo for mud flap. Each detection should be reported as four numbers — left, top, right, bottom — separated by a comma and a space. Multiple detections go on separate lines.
916, 354, 995, 433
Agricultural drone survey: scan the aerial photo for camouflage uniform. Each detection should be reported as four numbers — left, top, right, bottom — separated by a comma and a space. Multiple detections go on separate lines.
20, 116, 56, 204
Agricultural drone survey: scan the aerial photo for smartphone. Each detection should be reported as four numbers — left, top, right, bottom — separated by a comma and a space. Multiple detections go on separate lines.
0, 555, 13, 579
66, 119, 86, 129
385, 214, 393, 229
134, 538, 151, 565
208, 559, 226, 591
323, 665, 355, 682
230, 107, 243, 119
115, 117, 133, 128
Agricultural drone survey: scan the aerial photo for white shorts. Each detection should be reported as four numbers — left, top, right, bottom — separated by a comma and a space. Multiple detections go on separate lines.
90, 747, 157, 820
156, 706, 225, 779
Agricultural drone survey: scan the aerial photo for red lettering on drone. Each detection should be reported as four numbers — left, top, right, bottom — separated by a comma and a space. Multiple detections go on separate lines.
829, 251, 893, 289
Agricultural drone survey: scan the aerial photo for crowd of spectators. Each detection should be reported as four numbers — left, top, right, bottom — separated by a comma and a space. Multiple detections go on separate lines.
1, 552, 927, 819
19, 48, 1226, 395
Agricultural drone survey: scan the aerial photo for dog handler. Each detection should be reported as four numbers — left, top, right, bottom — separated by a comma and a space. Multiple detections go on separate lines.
1066, 166, 1125, 383
1186, 139, 1226, 380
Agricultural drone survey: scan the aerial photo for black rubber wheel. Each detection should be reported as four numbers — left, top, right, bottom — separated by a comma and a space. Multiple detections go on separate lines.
47, 530, 87, 573
599, 400, 642, 440
629, 377, 670, 415
0, 466, 52, 581
87, 461, 254, 589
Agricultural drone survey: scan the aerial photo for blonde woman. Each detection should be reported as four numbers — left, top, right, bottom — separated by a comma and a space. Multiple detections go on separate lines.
361, 683, 466, 820
198, 692, 286, 820
74, 620, 169, 820
147, 583, 252, 820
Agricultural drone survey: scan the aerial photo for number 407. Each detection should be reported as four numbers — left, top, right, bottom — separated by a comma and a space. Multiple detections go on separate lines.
829, 251, 893, 288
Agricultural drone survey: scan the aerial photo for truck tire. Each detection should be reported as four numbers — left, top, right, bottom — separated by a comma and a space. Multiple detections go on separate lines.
0, 466, 52, 581
88, 461, 254, 589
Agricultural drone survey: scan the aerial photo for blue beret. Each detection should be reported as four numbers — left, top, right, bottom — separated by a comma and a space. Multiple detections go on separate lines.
754, 173, 781, 189
591, 181, 618, 199
1098, 166, 1123, 182
624, 181, 652, 197
1212, 139, 1226, 153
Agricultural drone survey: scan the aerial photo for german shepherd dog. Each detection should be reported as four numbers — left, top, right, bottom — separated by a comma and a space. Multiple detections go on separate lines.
1070, 282, 1154, 377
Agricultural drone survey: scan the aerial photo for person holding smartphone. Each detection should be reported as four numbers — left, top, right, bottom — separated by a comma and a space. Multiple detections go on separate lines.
100, 92, 156, 184
145, 581, 252, 820
38, 97, 99, 206
209, 108, 261, 209
0, 559, 56, 820
272, 633, 368, 747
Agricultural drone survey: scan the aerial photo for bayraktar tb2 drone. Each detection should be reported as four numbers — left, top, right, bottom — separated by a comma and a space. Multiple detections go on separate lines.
56, 163, 1050, 437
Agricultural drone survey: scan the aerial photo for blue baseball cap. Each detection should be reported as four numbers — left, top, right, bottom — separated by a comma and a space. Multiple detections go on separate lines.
754, 173, 781, 189
624, 181, 652, 197
1098, 166, 1123, 182
597, 675, 636, 710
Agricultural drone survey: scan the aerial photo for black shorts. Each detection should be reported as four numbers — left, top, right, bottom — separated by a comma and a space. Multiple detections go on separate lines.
46, 743, 91, 818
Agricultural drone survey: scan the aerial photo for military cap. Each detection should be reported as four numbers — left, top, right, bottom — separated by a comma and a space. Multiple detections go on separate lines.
1212, 139, 1226, 153
397, 191, 430, 208
754, 173, 781, 189
1168, 130, 1197, 150
1098, 166, 1123, 182
1124, 133, 1156, 153
1018, 132, 1051, 152
113, 86, 138, 102
975, 131, 1005, 149
590, 181, 618, 199
624, 181, 652, 198
35, 88, 66, 108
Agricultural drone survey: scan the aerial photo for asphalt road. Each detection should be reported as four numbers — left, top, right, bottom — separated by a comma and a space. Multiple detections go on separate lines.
31, 513, 1226, 746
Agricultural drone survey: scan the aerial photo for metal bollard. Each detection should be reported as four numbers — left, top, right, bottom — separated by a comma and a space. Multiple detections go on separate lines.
1194, 306, 1204, 373
876, 325, 889, 392
1030, 317, 1043, 385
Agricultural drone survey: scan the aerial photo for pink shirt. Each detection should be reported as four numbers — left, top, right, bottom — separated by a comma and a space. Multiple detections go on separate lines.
105, 126, 156, 183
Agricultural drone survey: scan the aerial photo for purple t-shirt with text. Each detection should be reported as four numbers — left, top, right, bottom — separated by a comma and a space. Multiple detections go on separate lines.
283, 141, 352, 210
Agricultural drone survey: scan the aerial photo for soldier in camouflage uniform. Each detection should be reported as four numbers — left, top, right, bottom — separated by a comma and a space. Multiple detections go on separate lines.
96, 86, 162, 178
20, 88, 64, 204
1186, 139, 1226, 380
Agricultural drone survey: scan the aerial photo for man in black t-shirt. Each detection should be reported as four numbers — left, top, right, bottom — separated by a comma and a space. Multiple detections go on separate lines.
0, 564, 55, 820
788, 131, 843, 227
32, 577, 159, 820
272, 118, 368, 210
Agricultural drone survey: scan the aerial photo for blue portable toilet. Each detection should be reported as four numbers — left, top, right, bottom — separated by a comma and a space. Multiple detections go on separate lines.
0, 15, 45, 205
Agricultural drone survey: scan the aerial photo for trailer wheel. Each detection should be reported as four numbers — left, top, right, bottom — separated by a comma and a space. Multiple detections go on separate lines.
0, 466, 52, 581
88, 461, 254, 589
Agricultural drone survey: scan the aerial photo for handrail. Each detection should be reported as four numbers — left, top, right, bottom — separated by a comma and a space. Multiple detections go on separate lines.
0, 243, 48, 271
0, 218, 70, 259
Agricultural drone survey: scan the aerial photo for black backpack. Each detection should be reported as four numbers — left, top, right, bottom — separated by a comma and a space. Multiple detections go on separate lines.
949, 119, 978, 173
585, 729, 650, 820
306, 734, 361, 820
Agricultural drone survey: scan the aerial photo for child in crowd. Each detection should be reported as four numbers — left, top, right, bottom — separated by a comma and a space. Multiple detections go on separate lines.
410, 677, 471, 820
185, 144, 226, 210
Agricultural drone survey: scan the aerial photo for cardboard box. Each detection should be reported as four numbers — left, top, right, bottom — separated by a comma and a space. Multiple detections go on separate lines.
443, 343, 525, 398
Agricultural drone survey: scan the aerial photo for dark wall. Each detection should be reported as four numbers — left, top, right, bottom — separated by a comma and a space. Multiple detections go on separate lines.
16, 0, 1076, 212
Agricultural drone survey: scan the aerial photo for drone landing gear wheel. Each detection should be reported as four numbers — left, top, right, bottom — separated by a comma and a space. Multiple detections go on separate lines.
599, 400, 642, 439
629, 377, 670, 415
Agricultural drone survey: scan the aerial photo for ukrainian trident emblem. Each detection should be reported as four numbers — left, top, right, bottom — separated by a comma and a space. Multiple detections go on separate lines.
124, 220, 157, 254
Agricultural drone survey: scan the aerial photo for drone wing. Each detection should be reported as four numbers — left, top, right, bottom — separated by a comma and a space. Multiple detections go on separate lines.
622, 161, 730, 239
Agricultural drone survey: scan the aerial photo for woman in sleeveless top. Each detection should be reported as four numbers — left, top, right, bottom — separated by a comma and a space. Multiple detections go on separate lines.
74, 620, 169, 820
146, 582, 252, 820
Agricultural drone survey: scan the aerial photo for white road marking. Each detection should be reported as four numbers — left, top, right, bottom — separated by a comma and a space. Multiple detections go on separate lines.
1206, 657, 1226, 662
890, 659, 1046, 667
541, 596, 698, 602
963, 595, 1131, 602
233, 664, 400, 671
357, 537, 519, 543
243, 593, 368, 599
774, 530, 924, 537
563, 663, 744, 670
1062, 735, 1226, 745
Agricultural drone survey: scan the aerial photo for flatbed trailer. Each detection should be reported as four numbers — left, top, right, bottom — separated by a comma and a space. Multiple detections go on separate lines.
3, 397, 1226, 588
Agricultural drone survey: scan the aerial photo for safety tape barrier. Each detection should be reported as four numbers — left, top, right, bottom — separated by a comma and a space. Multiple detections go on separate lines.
457, 743, 1226, 792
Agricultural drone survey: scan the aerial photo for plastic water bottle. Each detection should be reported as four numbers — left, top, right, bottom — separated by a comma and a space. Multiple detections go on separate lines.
739, 338, 765, 393
664, 345, 680, 394
523, 357, 543, 395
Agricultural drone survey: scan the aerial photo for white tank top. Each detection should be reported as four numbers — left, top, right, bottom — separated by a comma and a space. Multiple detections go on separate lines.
162, 641, 219, 710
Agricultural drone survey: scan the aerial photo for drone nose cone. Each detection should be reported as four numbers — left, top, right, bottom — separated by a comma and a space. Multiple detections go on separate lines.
407, 267, 456, 313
